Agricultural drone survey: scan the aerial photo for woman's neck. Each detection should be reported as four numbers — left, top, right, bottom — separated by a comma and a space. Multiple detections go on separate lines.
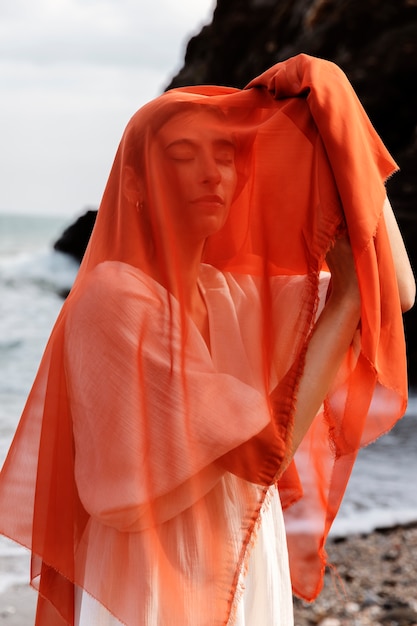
138, 235, 211, 350
164, 250, 203, 311
144, 236, 205, 309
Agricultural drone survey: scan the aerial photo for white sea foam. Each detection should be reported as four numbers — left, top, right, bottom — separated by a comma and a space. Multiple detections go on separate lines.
0, 537, 30, 593
0, 247, 79, 294
331, 506, 417, 538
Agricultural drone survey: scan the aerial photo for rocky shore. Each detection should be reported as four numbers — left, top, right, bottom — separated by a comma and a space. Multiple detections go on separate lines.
1, 524, 416, 625
294, 523, 417, 626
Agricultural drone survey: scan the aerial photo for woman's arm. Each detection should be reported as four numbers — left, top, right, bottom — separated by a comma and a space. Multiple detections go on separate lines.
275, 236, 361, 458
383, 196, 415, 312
280, 195, 415, 458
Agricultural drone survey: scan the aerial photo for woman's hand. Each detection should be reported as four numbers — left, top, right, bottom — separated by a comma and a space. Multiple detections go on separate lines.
325, 233, 361, 310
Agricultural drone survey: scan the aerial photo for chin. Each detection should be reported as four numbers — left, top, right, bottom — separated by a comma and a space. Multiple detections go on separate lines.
199, 215, 228, 239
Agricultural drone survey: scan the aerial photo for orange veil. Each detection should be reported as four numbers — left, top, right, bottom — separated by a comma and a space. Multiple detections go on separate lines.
0, 54, 407, 625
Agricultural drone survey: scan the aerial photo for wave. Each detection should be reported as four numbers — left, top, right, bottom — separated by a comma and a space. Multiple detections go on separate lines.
330, 506, 417, 538
0, 248, 79, 296
0, 536, 30, 593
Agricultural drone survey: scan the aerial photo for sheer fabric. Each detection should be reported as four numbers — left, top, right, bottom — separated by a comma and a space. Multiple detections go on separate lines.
0, 54, 407, 625
74, 488, 294, 626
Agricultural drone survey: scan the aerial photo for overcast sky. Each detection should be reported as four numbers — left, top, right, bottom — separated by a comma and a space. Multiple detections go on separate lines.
0, 0, 215, 216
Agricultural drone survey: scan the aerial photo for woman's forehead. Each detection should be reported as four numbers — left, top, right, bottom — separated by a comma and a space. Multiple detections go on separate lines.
156, 108, 234, 145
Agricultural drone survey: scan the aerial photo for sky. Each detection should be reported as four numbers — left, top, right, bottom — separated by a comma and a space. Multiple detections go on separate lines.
0, 0, 215, 217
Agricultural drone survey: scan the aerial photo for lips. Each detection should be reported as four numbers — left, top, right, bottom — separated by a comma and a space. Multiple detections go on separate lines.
191, 195, 224, 205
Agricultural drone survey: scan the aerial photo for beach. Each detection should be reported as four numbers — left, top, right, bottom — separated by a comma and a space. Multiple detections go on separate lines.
295, 523, 417, 626
1, 523, 417, 625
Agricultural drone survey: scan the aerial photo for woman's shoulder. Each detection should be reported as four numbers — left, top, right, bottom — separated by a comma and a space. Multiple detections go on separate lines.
79, 261, 163, 302
88, 260, 156, 289
66, 262, 164, 329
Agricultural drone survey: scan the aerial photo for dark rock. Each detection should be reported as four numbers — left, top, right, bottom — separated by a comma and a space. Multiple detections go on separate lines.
53, 209, 97, 263
379, 606, 417, 625
380, 596, 410, 610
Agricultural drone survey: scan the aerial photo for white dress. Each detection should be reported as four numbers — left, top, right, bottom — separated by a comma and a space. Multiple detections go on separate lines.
73, 264, 296, 625
75, 490, 294, 625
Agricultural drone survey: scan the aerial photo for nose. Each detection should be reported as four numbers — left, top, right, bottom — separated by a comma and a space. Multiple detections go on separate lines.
199, 152, 221, 185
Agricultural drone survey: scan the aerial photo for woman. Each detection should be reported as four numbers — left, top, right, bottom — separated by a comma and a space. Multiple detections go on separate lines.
0, 54, 414, 625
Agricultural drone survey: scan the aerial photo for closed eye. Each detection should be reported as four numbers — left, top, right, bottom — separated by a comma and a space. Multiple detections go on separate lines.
214, 140, 235, 165
164, 138, 235, 164
215, 151, 234, 165
165, 140, 196, 161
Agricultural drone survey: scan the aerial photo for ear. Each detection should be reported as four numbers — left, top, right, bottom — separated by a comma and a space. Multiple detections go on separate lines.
123, 165, 144, 206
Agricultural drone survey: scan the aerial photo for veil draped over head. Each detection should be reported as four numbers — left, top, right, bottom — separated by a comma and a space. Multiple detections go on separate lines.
0, 55, 407, 625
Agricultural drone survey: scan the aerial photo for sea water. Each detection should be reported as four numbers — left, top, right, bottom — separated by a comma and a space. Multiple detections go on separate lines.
0, 213, 79, 593
1, 212, 416, 592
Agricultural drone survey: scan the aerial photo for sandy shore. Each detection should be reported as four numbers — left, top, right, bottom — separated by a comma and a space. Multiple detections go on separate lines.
1, 523, 417, 625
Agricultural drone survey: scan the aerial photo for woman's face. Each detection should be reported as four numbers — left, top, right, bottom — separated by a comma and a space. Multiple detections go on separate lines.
154, 108, 238, 242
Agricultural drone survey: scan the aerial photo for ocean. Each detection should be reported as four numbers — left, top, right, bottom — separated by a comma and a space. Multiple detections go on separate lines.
1, 212, 417, 593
